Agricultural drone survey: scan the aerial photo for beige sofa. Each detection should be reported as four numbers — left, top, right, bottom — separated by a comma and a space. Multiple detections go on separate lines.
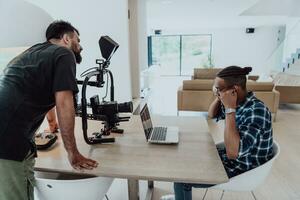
193, 68, 260, 81
178, 69, 280, 120
192, 68, 222, 79
272, 72, 300, 104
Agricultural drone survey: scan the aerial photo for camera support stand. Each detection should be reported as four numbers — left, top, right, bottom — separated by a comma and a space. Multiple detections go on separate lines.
76, 36, 132, 145
79, 67, 116, 144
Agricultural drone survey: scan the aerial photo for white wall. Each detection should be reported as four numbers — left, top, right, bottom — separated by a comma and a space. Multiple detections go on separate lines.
153, 26, 280, 76
212, 27, 279, 75
0, 0, 53, 47
25, 0, 132, 102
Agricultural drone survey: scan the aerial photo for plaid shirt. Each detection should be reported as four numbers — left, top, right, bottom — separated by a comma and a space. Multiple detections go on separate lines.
216, 91, 273, 178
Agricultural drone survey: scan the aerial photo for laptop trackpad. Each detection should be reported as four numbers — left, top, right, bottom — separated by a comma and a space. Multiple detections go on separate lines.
166, 127, 179, 143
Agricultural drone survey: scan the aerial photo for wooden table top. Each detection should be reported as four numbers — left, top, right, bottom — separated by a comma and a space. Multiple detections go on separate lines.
35, 115, 228, 184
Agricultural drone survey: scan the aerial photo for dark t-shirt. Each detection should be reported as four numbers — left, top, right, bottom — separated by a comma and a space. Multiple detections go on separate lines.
0, 42, 78, 161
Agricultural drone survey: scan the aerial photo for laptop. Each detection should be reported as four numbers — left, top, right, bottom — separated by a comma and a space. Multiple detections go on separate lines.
139, 104, 179, 144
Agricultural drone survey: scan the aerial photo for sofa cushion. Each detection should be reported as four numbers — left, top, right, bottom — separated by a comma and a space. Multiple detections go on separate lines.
183, 80, 214, 90
248, 75, 259, 81
247, 81, 274, 91
193, 68, 222, 79
183, 80, 274, 91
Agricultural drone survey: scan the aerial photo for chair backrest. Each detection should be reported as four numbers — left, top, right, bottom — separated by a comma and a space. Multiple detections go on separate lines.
212, 141, 280, 191
34, 172, 113, 200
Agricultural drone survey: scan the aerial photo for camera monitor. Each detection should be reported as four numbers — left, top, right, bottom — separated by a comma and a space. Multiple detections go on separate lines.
99, 36, 119, 61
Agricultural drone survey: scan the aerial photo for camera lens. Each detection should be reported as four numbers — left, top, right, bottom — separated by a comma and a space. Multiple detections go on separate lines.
117, 101, 133, 113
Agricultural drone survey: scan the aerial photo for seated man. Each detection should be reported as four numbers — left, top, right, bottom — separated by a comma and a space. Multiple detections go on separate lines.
171, 66, 274, 200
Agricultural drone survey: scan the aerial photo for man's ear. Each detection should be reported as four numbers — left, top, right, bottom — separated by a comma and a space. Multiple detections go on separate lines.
62, 33, 70, 45
233, 85, 239, 93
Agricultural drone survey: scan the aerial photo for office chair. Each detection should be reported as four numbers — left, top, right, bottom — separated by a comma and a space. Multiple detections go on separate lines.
34, 171, 113, 200
211, 141, 280, 199
160, 141, 280, 200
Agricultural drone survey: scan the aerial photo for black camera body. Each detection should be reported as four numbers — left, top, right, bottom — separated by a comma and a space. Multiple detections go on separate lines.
76, 36, 133, 145
89, 95, 132, 134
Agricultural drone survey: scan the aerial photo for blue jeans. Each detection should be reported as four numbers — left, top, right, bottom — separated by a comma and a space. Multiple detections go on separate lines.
174, 182, 214, 200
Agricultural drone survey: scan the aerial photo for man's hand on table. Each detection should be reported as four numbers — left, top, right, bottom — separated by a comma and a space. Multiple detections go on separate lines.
68, 151, 99, 170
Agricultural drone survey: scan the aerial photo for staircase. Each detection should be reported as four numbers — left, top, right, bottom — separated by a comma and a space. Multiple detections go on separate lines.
283, 48, 300, 75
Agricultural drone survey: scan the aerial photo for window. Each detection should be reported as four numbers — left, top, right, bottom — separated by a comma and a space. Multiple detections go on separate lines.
148, 34, 212, 76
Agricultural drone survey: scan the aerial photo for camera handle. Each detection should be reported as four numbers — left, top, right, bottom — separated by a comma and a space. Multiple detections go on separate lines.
81, 71, 115, 144
79, 59, 114, 101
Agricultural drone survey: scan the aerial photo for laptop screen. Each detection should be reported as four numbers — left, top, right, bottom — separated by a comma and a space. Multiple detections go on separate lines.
139, 104, 153, 140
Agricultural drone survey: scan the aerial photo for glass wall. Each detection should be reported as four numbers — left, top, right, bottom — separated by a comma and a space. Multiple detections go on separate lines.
148, 34, 212, 76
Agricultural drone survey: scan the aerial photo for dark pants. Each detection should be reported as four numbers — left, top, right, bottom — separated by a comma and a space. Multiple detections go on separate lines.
174, 182, 215, 200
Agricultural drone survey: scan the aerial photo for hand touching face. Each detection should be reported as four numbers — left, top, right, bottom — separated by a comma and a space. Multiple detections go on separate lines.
218, 88, 237, 109
213, 77, 238, 109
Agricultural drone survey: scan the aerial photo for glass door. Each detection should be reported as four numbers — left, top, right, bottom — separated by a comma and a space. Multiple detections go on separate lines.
148, 34, 212, 76
150, 35, 180, 76
181, 35, 212, 76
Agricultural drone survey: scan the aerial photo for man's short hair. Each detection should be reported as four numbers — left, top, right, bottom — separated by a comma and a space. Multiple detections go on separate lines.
46, 20, 79, 41
217, 66, 252, 90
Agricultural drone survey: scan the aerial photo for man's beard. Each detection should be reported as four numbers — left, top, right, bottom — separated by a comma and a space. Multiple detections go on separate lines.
73, 51, 82, 64
71, 42, 82, 64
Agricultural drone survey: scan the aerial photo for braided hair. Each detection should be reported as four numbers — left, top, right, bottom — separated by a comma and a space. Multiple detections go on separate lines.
217, 66, 252, 90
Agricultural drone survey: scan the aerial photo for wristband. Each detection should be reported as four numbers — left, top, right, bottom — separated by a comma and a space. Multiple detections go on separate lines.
225, 108, 236, 114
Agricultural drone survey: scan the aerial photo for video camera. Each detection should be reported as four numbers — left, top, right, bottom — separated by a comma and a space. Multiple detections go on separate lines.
76, 36, 133, 145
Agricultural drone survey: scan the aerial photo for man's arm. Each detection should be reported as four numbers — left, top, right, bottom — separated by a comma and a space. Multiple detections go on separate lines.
46, 107, 58, 133
55, 90, 98, 170
224, 112, 240, 159
208, 98, 221, 119
219, 89, 240, 159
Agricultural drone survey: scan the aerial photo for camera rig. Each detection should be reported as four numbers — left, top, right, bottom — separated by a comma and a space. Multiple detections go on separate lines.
76, 36, 133, 145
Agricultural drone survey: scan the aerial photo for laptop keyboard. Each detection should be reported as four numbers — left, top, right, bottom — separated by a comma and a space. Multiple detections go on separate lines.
151, 127, 167, 141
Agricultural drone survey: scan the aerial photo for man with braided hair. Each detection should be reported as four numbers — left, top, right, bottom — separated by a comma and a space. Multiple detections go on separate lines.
168, 66, 274, 200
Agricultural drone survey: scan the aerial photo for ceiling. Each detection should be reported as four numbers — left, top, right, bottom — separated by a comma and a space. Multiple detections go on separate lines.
146, 0, 294, 30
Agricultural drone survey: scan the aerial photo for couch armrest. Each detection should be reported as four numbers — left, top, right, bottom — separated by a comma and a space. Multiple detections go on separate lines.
274, 85, 300, 104
273, 88, 280, 113
177, 86, 183, 111
177, 87, 215, 112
